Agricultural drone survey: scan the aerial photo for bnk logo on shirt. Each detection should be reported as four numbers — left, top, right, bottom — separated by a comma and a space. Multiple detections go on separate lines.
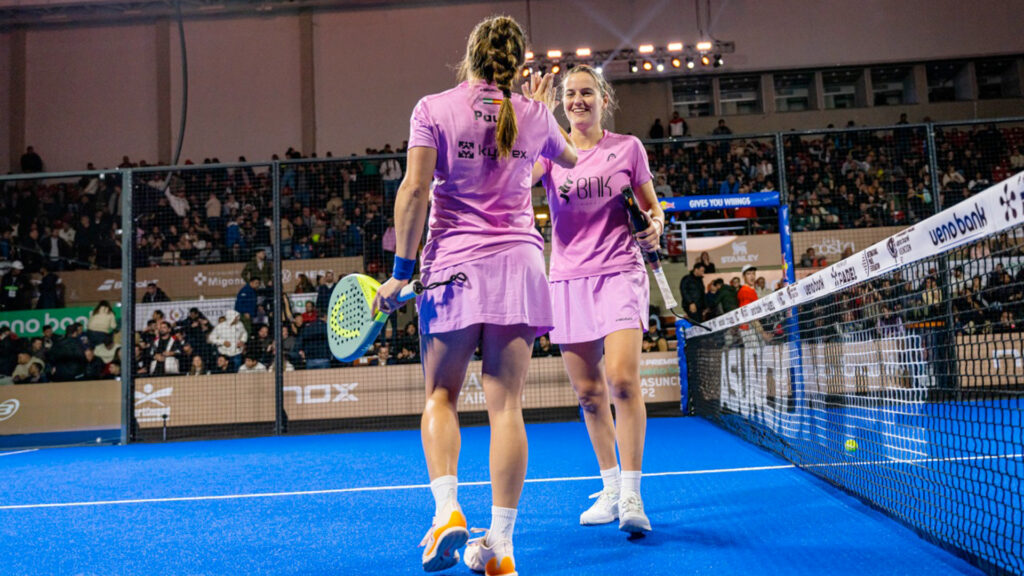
458, 141, 475, 159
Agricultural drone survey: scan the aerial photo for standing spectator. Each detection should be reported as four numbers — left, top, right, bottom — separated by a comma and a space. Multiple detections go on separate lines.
94, 334, 120, 365
648, 118, 665, 140
42, 228, 72, 271
300, 301, 318, 324
706, 278, 738, 318
35, 266, 65, 310
50, 324, 87, 381
141, 283, 170, 303
380, 145, 404, 209
697, 251, 716, 274
755, 277, 771, 298
86, 300, 119, 348
679, 261, 707, 321
315, 270, 336, 316
235, 277, 260, 330
668, 111, 689, 138
240, 248, 273, 286
738, 265, 759, 307
712, 119, 733, 135
20, 146, 44, 173
149, 321, 182, 375
294, 273, 316, 294
293, 315, 330, 369
800, 247, 827, 268
207, 311, 247, 371
0, 261, 33, 311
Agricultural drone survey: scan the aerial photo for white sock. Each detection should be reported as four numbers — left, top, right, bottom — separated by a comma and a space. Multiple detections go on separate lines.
600, 465, 621, 494
430, 475, 458, 518
486, 506, 517, 546
621, 470, 642, 496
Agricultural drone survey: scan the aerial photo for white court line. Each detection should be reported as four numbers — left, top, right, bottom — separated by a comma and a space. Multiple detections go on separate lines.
0, 449, 38, 458
2, 453, 1019, 511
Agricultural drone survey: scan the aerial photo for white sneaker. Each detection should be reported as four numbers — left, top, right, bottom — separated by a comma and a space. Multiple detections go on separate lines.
463, 531, 518, 576
579, 489, 619, 525
420, 505, 469, 572
618, 492, 651, 534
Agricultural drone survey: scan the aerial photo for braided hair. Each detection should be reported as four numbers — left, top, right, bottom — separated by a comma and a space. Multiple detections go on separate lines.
458, 16, 527, 160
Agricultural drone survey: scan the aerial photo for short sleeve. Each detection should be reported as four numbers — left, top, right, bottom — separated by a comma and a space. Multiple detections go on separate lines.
408, 98, 437, 150
539, 108, 566, 161
631, 138, 654, 189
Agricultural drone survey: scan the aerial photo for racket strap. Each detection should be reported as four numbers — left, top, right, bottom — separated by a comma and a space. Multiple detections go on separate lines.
421, 272, 469, 291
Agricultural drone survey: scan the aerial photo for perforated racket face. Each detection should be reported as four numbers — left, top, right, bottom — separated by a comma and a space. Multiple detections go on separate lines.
328, 274, 380, 361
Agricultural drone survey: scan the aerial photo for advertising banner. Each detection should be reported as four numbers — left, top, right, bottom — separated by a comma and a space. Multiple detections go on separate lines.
133, 352, 682, 429
61, 256, 364, 304
0, 305, 122, 337
0, 380, 121, 436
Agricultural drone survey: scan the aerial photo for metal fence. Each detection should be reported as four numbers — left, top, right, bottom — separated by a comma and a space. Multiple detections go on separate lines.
0, 116, 1021, 447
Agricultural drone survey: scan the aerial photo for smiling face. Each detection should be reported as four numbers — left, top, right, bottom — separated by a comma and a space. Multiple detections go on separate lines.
562, 69, 608, 132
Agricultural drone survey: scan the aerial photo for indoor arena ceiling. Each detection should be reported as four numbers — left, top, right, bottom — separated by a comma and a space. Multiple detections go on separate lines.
0, 0, 515, 29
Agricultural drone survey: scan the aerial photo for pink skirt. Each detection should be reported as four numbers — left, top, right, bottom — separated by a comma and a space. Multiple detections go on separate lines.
549, 268, 650, 344
417, 243, 553, 337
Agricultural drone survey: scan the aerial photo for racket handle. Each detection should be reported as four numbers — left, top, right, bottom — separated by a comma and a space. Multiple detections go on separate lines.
652, 267, 678, 309
397, 280, 421, 303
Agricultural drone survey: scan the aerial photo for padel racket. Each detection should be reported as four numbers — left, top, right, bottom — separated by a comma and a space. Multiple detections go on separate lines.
623, 186, 679, 310
327, 274, 420, 362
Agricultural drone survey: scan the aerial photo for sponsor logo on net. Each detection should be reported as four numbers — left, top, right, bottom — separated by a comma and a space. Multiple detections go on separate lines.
134, 383, 172, 423
0, 398, 19, 422
998, 182, 1024, 222
284, 383, 358, 404
786, 284, 799, 301
830, 263, 859, 288
860, 247, 881, 276
803, 276, 826, 297
927, 202, 987, 247
720, 241, 759, 265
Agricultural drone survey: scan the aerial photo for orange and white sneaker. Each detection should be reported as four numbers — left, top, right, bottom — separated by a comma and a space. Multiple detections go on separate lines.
463, 531, 518, 576
420, 504, 469, 572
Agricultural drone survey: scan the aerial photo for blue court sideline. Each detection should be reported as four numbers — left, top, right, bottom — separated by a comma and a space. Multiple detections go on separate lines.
0, 417, 981, 575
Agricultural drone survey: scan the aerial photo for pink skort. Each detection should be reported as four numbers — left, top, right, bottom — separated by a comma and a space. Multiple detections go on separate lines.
548, 268, 650, 344
417, 243, 554, 337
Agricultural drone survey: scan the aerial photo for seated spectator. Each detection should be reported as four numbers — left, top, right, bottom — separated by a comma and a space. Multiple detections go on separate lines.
800, 247, 827, 268
533, 333, 559, 358
11, 351, 45, 384
142, 283, 170, 303
210, 354, 234, 374
83, 347, 107, 380
294, 273, 316, 294
94, 335, 120, 365
372, 343, 395, 366
237, 355, 268, 373
642, 328, 668, 353
316, 271, 336, 315
697, 251, 716, 274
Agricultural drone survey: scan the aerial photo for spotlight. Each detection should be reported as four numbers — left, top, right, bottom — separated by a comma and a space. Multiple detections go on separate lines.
686, 56, 695, 69
714, 54, 724, 67
546, 49, 562, 59
667, 42, 684, 52
671, 57, 682, 68
522, 68, 531, 78
700, 54, 711, 67
696, 40, 713, 52
656, 60, 665, 72
551, 63, 561, 74
595, 65, 604, 74
642, 60, 653, 71
525, 51, 534, 61
575, 47, 591, 57
638, 44, 655, 54
629, 60, 638, 73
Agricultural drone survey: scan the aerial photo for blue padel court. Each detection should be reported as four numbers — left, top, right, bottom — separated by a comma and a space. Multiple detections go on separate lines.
0, 417, 988, 575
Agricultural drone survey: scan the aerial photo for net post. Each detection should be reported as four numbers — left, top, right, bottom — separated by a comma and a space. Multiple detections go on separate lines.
120, 168, 135, 445
776, 133, 805, 423
272, 161, 285, 435
926, 122, 960, 396
675, 318, 690, 415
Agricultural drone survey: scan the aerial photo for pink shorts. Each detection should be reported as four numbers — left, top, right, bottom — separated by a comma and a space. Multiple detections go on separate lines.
417, 243, 553, 337
548, 268, 650, 344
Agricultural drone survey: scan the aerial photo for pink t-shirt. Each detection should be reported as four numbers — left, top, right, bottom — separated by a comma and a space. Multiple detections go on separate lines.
408, 81, 566, 273
540, 131, 653, 281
